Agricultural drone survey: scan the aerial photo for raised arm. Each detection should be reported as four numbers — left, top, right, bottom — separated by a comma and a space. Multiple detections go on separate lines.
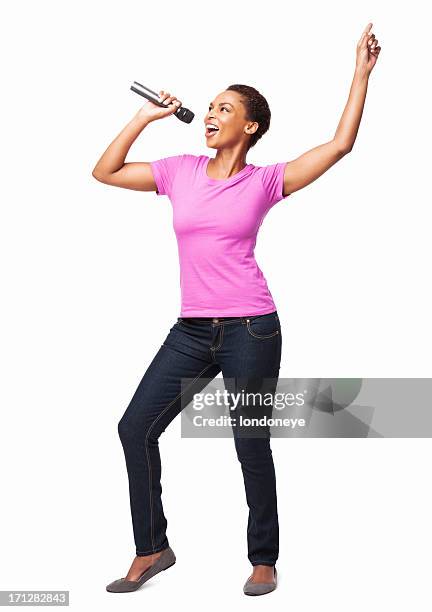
282, 22, 381, 197
91, 90, 182, 191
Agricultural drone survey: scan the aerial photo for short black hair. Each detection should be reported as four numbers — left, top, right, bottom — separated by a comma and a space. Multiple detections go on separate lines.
226, 84, 271, 150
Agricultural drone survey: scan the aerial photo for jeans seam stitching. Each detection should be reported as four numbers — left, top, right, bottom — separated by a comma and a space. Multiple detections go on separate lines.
210, 322, 224, 354
144, 361, 214, 552
246, 319, 280, 339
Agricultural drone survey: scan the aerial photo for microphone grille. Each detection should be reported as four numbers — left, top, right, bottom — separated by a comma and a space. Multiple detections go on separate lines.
176, 107, 194, 124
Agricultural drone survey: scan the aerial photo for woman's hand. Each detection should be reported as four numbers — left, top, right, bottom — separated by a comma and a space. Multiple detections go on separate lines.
135, 90, 182, 123
356, 22, 381, 76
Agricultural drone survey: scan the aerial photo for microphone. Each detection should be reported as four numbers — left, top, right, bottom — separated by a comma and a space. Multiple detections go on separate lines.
130, 81, 194, 124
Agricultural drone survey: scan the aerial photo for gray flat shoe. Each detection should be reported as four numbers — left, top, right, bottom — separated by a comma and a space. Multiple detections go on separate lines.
106, 546, 176, 593
243, 566, 277, 596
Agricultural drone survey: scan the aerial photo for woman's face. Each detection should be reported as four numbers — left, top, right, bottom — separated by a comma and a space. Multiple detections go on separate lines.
204, 90, 257, 150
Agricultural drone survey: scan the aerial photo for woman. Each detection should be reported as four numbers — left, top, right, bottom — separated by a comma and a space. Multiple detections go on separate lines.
92, 23, 381, 596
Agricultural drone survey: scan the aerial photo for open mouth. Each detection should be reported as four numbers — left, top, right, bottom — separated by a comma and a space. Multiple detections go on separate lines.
205, 125, 220, 138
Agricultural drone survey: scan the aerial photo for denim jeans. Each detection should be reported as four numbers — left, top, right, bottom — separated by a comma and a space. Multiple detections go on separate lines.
117, 310, 282, 566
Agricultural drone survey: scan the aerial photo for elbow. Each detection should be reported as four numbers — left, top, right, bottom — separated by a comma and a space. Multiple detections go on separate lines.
333, 138, 353, 156
92, 169, 104, 182
335, 141, 353, 156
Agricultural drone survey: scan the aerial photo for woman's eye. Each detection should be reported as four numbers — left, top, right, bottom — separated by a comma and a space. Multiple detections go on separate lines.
208, 107, 229, 111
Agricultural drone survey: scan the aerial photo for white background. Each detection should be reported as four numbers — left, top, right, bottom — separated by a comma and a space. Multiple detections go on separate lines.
1, 0, 431, 610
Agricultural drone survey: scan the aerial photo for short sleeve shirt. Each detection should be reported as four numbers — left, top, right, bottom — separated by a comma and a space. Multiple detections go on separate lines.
150, 154, 290, 317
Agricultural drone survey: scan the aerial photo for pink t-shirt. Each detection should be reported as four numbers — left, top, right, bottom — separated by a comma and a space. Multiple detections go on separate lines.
150, 154, 290, 317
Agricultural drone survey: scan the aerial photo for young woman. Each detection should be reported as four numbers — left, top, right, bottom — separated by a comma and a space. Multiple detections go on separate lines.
92, 23, 380, 596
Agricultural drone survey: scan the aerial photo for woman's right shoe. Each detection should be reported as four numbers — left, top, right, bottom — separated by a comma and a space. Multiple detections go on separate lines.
243, 566, 277, 596
106, 546, 176, 593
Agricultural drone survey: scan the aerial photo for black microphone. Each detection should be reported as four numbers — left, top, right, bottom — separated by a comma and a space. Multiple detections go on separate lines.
130, 81, 194, 124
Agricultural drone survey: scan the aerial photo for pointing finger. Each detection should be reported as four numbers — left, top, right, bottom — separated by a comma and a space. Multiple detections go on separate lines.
359, 23, 372, 47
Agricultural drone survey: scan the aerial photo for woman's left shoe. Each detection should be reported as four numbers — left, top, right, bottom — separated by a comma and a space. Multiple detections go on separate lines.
243, 566, 277, 596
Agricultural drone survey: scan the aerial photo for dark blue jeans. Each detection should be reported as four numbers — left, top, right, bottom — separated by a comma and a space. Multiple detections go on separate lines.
117, 311, 282, 566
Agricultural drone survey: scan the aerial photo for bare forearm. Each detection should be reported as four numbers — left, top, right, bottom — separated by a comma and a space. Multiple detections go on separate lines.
334, 68, 369, 152
92, 114, 151, 177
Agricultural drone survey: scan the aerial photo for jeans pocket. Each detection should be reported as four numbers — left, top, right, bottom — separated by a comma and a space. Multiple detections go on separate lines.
246, 313, 280, 339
